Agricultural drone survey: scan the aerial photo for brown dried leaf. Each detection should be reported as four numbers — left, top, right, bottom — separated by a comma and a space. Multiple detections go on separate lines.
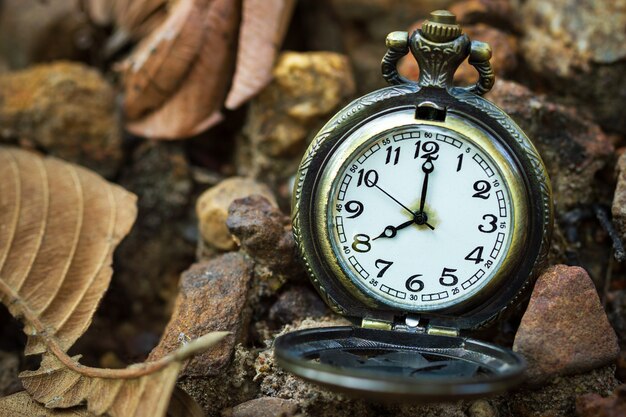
0, 146, 226, 416
20, 333, 226, 416
126, 0, 240, 139
0, 146, 137, 354
225, 0, 296, 109
0, 392, 92, 416
121, 0, 206, 119
113, 0, 169, 40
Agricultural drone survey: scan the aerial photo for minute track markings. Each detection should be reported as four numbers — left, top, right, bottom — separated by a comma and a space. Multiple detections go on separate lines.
329, 125, 513, 309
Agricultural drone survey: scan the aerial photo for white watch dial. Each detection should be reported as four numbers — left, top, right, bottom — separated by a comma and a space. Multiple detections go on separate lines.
328, 125, 513, 310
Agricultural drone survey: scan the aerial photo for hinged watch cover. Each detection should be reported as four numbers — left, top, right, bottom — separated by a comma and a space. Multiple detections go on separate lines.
274, 10, 552, 400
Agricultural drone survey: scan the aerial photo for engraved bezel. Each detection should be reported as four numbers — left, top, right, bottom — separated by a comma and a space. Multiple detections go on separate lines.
292, 85, 553, 330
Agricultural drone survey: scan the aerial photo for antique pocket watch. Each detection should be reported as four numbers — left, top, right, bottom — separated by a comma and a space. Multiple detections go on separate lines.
274, 10, 553, 400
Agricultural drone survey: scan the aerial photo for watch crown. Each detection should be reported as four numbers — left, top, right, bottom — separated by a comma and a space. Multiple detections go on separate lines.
421, 10, 462, 43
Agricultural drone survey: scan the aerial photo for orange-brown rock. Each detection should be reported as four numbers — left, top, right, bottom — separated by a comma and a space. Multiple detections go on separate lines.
576, 384, 626, 417
0, 62, 123, 178
197, 177, 276, 251
486, 80, 613, 209
148, 253, 254, 377
513, 265, 620, 385
236, 52, 355, 198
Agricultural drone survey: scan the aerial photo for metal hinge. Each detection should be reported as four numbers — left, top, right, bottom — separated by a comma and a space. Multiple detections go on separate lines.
361, 317, 393, 330
426, 326, 459, 337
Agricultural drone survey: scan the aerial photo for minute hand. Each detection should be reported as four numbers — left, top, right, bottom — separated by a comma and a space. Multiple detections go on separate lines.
418, 157, 435, 214
368, 181, 435, 230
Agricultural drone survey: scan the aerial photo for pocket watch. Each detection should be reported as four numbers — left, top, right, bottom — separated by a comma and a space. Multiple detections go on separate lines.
274, 10, 553, 400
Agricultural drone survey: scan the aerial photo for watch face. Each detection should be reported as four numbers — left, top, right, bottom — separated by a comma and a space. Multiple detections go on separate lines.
325, 122, 516, 311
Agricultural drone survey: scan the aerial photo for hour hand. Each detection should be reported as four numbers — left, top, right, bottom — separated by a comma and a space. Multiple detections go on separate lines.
373, 219, 414, 240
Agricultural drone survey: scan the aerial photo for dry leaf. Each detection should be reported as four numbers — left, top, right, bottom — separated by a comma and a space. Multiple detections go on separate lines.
0, 146, 226, 416
120, 0, 295, 139
20, 333, 226, 416
122, 0, 205, 119
112, 0, 169, 40
0, 388, 205, 417
126, 0, 239, 139
84, 0, 169, 39
0, 146, 137, 354
225, 0, 296, 109
0, 391, 92, 416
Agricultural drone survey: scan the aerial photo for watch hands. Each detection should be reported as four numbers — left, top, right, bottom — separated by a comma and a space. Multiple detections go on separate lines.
418, 157, 435, 214
373, 219, 414, 240
369, 181, 415, 218
367, 178, 436, 239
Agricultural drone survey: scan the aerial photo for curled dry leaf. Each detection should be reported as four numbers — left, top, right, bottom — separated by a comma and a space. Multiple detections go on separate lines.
0, 391, 92, 416
224, 0, 296, 110
122, 0, 205, 120
121, 0, 295, 139
0, 146, 226, 416
85, 0, 168, 40
125, 0, 239, 139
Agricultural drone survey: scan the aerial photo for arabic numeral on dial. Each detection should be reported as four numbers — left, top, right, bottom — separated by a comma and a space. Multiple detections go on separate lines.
352, 234, 371, 253
369, 279, 379, 287
385, 146, 400, 165
492, 179, 500, 187
472, 180, 491, 199
439, 268, 458, 286
465, 246, 485, 264
478, 214, 498, 233
456, 154, 463, 172
414, 140, 440, 160
357, 169, 378, 187
349, 164, 358, 173
405, 274, 424, 292
374, 259, 393, 278
343, 245, 351, 254
345, 200, 364, 218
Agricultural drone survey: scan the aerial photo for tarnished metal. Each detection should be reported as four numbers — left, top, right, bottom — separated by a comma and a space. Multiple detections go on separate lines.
277, 8, 553, 400
382, 10, 495, 95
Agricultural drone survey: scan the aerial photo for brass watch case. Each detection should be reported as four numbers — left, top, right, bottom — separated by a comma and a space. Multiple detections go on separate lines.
292, 85, 552, 330
279, 10, 554, 400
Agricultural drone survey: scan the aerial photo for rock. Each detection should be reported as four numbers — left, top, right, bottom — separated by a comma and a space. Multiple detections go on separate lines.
486, 80, 614, 209
197, 177, 276, 251
399, 23, 518, 86
269, 286, 329, 326
179, 344, 258, 417
227, 196, 307, 293
0, 351, 19, 397
148, 253, 254, 377
236, 52, 355, 200
223, 397, 299, 417
612, 153, 626, 240
518, 0, 626, 134
513, 265, 620, 385
0, 61, 123, 178
450, 0, 520, 33
576, 384, 626, 417
468, 400, 497, 417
